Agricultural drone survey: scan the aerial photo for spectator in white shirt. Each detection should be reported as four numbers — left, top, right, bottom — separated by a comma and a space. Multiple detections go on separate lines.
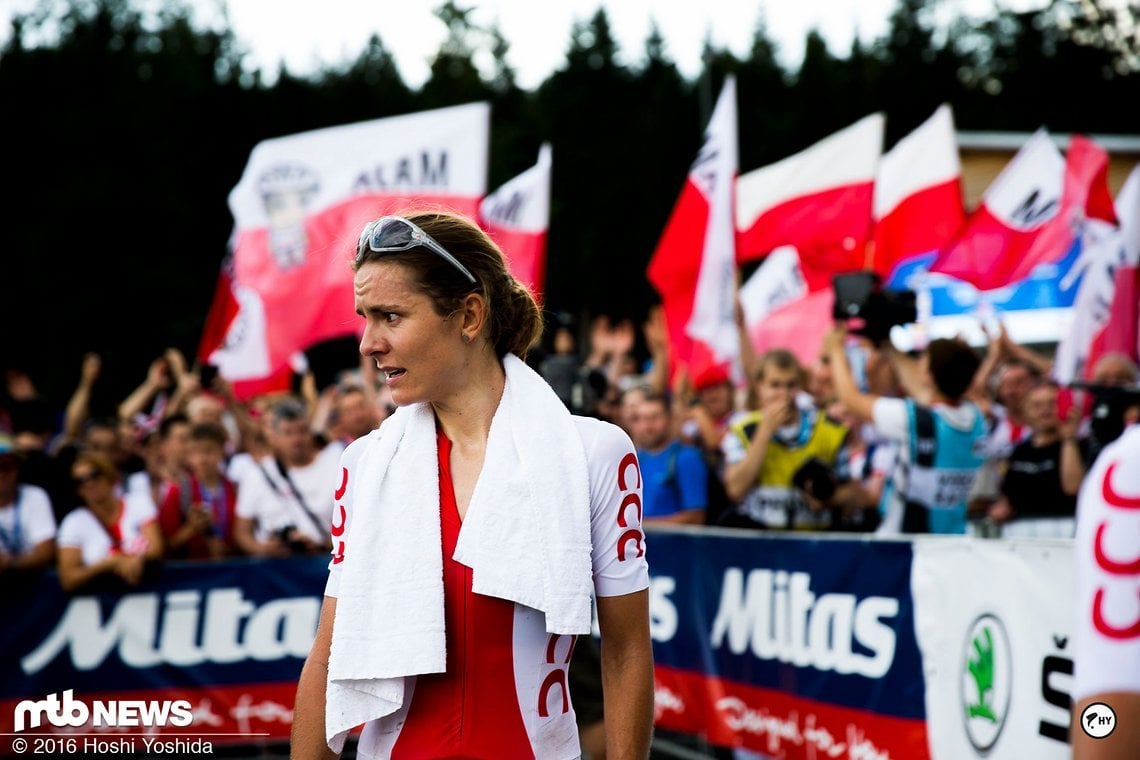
233, 398, 337, 557
0, 433, 57, 573
56, 452, 162, 592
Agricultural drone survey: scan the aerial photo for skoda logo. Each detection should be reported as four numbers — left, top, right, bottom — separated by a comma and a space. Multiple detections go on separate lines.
960, 613, 1012, 753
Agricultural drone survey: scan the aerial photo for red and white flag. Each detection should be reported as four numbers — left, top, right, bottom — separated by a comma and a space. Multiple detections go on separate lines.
479, 143, 551, 299
647, 76, 739, 382
1054, 165, 1140, 383
872, 104, 965, 276
737, 246, 834, 368
930, 130, 1116, 291
735, 113, 883, 289
200, 103, 490, 398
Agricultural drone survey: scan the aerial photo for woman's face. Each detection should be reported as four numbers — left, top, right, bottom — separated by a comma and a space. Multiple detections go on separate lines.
757, 364, 800, 415
71, 464, 113, 505
355, 261, 466, 407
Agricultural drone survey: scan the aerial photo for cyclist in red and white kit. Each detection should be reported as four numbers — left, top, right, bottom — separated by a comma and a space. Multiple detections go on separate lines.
292, 212, 654, 760
1072, 406, 1140, 760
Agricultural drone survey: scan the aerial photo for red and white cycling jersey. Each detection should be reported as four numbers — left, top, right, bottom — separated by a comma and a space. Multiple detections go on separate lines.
325, 415, 649, 759
1073, 424, 1140, 702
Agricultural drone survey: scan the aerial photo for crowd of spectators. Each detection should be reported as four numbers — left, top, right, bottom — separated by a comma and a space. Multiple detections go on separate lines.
1, 307, 1138, 595
0, 346, 389, 593
539, 307, 1139, 541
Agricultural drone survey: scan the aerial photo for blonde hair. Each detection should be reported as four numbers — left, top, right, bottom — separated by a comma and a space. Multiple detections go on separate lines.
753, 349, 805, 384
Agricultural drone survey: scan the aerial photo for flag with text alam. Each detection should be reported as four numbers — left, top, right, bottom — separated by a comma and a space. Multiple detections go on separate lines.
735, 113, 883, 289
1054, 164, 1140, 383
199, 103, 490, 397
647, 75, 739, 381
873, 104, 965, 277
478, 143, 551, 299
930, 130, 1116, 291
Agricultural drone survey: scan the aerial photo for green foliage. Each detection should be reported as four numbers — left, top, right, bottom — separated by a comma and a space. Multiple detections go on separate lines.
1, 0, 1136, 406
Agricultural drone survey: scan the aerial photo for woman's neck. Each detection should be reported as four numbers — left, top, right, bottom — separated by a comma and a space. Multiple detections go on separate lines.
432, 355, 506, 446
89, 496, 120, 521
197, 471, 222, 488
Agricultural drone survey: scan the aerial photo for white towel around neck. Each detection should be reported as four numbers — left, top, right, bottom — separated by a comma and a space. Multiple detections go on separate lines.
324, 354, 594, 751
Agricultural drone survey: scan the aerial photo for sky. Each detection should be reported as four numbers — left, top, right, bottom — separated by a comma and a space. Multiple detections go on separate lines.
0, 0, 1046, 90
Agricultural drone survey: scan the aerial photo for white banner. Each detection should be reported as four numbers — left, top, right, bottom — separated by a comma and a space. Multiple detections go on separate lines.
228, 102, 490, 227
912, 538, 1075, 759
208, 103, 490, 384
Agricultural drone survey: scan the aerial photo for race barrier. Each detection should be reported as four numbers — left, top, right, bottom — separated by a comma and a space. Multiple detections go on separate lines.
0, 530, 1076, 758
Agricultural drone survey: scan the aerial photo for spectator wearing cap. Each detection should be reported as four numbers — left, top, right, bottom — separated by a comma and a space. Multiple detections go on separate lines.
679, 364, 737, 455
0, 433, 57, 573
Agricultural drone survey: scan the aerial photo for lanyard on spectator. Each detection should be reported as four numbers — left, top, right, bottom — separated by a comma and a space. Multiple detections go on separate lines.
259, 459, 326, 536
200, 481, 229, 538
95, 501, 124, 554
0, 487, 22, 555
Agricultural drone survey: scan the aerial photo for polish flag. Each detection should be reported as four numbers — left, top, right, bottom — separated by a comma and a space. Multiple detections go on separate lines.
873, 104, 965, 277
200, 103, 490, 399
1054, 165, 1140, 383
479, 143, 551, 300
196, 253, 293, 398
735, 113, 884, 290
738, 246, 834, 369
647, 76, 739, 382
930, 131, 1117, 291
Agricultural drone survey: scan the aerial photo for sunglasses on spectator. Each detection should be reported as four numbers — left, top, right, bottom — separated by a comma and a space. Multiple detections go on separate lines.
72, 471, 103, 486
355, 216, 477, 284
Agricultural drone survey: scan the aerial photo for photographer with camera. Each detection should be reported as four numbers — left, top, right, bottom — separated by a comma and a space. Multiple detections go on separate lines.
233, 398, 337, 557
824, 320, 987, 535
721, 349, 871, 531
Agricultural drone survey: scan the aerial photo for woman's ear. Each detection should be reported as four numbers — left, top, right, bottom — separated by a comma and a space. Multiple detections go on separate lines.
460, 292, 488, 341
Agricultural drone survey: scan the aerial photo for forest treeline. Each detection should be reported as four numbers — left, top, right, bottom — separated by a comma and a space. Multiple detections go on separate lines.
1, 0, 1138, 406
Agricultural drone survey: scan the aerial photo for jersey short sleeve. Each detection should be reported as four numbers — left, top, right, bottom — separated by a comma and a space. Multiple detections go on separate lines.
676, 445, 710, 511
324, 434, 370, 599
18, 484, 58, 546
235, 461, 274, 521
57, 509, 111, 565
720, 411, 751, 466
872, 397, 911, 444
574, 416, 651, 598
1072, 426, 1140, 701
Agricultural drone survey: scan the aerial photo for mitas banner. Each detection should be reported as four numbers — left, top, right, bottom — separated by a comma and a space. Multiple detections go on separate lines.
201, 103, 490, 394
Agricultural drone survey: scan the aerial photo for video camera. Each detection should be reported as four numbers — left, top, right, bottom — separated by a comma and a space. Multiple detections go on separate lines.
1070, 381, 1140, 459
832, 272, 917, 344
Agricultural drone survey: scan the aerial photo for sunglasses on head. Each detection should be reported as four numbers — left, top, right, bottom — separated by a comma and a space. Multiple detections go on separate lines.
72, 471, 103, 486
356, 216, 477, 284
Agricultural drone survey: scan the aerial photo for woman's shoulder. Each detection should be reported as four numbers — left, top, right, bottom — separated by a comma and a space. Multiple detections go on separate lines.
58, 506, 96, 533
341, 429, 378, 468
571, 415, 635, 459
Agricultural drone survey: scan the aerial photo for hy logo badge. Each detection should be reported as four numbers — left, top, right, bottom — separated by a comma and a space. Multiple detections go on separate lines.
961, 613, 1012, 753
